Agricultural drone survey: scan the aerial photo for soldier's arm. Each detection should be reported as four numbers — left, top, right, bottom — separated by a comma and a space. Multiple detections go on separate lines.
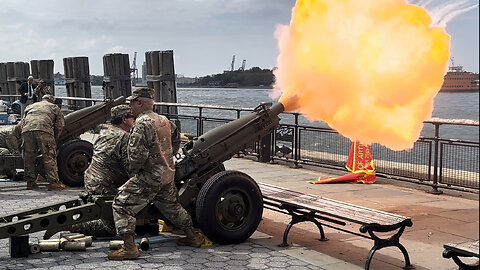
170, 120, 181, 155
127, 121, 151, 174
46, 86, 52, 95
54, 107, 65, 140
118, 133, 132, 177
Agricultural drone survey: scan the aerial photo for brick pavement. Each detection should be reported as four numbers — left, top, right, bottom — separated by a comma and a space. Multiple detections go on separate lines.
0, 181, 322, 270
0, 157, 478, 270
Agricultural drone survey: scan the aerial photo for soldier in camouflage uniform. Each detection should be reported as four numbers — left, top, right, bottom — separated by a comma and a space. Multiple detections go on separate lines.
108, 88, 201, 261
43, 105, 135, 239
33, 80, 53, 103
21, 94, 65, 190
0, 123, 22, 155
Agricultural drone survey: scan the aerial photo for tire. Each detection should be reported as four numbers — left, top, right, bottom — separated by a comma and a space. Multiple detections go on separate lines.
196, 170, 263, 244
57, 139, 93, 187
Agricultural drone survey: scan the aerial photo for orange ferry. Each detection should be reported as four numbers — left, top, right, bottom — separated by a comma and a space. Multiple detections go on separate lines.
440, 58, 479, 92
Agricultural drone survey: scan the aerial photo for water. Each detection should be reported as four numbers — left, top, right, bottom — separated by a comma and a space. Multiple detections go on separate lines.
54, 86, 479, 141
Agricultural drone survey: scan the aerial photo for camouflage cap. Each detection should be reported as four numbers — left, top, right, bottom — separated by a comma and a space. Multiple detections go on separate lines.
111, 104, 132, 119
38, 79, 45, 84
127, 87, 154, 101
42, 94, 55, 103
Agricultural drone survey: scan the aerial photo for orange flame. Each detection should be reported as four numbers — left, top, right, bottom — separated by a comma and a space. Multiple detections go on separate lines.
273, 0, 450, 150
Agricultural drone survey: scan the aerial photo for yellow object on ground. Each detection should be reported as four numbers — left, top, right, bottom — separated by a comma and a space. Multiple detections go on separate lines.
158, 220, 173, 232
200, 233, 213, 247
36, 174, 47, 182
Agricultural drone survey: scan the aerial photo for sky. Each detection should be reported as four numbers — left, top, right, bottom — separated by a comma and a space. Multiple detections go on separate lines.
0, 0, 478, 78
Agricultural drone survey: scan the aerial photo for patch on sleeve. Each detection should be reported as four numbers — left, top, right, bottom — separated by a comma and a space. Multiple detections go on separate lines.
129, 133, 141, 147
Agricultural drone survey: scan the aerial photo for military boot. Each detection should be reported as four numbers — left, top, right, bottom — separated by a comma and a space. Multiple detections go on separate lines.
48, 181, 66, 191
108, 234, 139, 260
43, 225, 72, 240
26, 181, 39, 190
177, 227, 202, 248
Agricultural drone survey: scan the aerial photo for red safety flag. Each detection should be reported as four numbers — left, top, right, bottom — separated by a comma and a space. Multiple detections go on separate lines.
309, 141, 376, 184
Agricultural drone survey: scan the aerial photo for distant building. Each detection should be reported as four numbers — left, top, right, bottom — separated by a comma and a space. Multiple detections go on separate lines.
176, 75, 199, 86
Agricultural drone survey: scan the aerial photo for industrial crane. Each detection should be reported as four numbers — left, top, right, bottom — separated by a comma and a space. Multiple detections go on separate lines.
240, 59, 246, 72
131, 52, 138, 86
230, 55, 236, 72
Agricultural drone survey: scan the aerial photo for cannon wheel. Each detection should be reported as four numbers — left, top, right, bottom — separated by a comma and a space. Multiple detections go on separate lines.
57, 139, 93, 187
196, 170, 263, 244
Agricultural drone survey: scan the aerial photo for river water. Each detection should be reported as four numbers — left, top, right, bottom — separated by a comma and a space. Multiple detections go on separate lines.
54, 86, 479, 141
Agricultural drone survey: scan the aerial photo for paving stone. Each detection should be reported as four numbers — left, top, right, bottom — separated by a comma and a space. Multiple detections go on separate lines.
11, 155, 476, 270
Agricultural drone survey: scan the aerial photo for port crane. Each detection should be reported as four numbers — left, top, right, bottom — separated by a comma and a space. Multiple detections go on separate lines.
131, 52, 138, 86
230, 55, 236, 72
224, 55, 246, 72
239, 59, 246, 72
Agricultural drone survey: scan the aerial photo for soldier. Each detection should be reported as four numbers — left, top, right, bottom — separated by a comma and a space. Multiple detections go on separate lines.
0, 123, 21, 155
21, 94, 65, 190
108, 88, 201, 261
43, 105, 135, 239
33, 80, 53, 103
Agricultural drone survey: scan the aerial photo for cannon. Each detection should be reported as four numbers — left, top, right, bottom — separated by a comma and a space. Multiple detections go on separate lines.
0, 96, 126, 186
0, 102, 284, 246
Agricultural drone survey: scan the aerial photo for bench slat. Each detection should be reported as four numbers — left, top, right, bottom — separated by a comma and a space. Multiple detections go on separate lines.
259, 182, 409, 226
444, 240, 480, 258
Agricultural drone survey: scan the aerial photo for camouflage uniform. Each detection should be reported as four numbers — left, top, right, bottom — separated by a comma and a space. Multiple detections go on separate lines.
33, 83, 52, 103
112, 94, 193, 236
84, 125, 130, 195
21, 97, 64, 185
70, 105, 132, 237
0, 124, 21, 155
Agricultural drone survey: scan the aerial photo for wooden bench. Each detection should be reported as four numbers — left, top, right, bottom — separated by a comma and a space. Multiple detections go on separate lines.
443, 240, 479, 270
258, 182, 414, 270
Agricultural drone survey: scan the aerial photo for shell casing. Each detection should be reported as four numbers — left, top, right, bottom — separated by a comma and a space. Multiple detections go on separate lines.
74, 236, 93, 247
139, 238, 150, 251
29, 243, 40, 254
59, 238, 69, 247
62, 241, 86, 251
38, 240, 60, 251
109, 240, 124, 250
64, 233, 85, 241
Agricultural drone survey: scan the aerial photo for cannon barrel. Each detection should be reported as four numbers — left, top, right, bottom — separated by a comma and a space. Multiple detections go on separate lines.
175, 102, 284, 182
57, 96, 126, 146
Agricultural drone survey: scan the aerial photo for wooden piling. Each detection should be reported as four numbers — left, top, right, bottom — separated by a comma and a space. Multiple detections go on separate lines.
31, 59, 55, 95
63, 57, 92, 108
0, 63, 8, 101
6, 62, 30, 102
145, 50, 178, 117
102, 53, 131, 98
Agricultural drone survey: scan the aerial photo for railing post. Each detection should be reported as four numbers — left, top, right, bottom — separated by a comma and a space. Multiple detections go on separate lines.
258, 132, 272, 163
429, 123, 443, 194
197, 107, 203, 137
291, 113, 302, 168
236, 109, 242, 158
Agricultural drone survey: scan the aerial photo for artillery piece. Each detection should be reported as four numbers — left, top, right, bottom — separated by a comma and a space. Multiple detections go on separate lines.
0, 96, 126, 186
0, 102, 284, 246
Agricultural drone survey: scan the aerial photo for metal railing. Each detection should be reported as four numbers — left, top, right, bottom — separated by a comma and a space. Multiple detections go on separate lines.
156, 101, 479, 194
2, 95, 478, 193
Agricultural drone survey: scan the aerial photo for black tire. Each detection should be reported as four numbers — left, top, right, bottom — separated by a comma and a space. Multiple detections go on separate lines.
196, 170, 263, 244
57, 139, 93, 187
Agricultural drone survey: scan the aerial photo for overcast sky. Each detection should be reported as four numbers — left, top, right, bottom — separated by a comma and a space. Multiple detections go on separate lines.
0, 0, 478, 77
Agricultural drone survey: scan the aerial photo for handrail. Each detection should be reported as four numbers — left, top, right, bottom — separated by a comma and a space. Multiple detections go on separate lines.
1, 95, 478, 193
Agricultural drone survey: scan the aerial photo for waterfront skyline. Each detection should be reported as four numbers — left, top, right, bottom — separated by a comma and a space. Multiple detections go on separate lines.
0, 0, 478, 78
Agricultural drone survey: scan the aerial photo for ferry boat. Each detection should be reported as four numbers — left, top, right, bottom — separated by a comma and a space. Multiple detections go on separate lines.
440, 58, 479, 92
